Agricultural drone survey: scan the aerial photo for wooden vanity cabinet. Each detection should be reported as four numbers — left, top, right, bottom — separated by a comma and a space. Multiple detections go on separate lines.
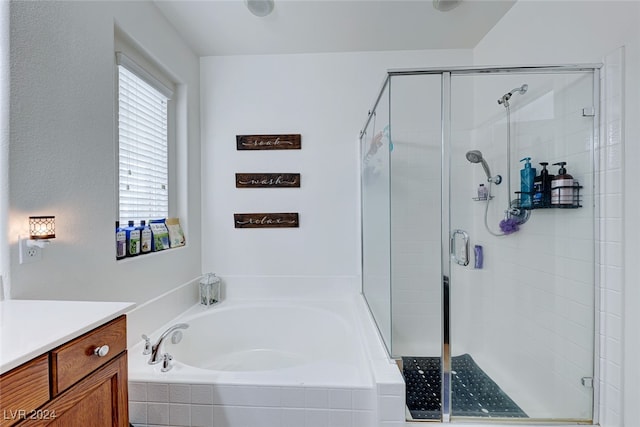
0, 316, 129, 427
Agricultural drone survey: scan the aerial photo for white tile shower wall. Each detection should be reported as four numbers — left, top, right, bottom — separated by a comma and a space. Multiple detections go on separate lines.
598, 47, 624, 427
128, 382, 377, 427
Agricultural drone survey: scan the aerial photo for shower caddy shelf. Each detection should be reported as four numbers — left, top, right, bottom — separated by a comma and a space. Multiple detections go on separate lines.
515, 183, 583, 210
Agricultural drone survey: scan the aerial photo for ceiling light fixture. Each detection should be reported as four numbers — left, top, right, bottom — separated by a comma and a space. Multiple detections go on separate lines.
433, 0, 462, 12
245, 0, 274, 17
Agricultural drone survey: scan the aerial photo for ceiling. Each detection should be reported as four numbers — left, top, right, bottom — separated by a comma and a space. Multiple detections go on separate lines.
153, 0, 517, 56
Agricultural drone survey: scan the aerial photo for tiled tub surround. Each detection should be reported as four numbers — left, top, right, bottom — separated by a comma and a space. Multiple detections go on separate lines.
128, 280, 405, 427
129, 382, 376, 427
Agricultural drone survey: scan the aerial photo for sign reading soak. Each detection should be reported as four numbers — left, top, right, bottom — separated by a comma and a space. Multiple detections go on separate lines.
236, 134, 301, 150
234, 213, 299, 228
235, 173, 300, 188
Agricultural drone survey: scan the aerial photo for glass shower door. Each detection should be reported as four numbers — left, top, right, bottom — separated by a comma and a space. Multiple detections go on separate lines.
448, 71, 597, 422
361, 80, 392, 354
388, 73, 444, 420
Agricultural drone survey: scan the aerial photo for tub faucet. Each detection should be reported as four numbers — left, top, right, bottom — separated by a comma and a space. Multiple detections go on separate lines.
147, 323, 189, 365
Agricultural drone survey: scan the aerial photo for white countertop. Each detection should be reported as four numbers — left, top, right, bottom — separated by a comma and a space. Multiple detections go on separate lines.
0, 300, 135, 374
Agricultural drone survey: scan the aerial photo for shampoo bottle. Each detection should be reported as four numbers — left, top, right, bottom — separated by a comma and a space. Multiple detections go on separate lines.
520, 157, 536, 208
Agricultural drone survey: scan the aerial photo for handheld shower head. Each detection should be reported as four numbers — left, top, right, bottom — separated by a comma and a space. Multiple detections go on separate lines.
465, 150, 501, 184
465, 150, 491, 179
465, 150, 483, 163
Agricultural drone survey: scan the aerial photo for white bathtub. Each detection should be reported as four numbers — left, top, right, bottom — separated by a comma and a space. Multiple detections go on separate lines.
129, 299, 371, 387
128, 283, 405, 427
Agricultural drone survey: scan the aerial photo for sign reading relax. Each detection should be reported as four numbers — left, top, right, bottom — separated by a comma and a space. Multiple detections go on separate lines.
234, 213, 299, 229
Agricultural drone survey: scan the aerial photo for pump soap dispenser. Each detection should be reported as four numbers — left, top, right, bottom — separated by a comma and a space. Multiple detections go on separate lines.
551, 162, 574, 206
519, 157, 536, 208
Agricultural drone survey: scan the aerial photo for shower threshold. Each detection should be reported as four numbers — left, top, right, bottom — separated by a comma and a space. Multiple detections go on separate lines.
402, 354, 528, 421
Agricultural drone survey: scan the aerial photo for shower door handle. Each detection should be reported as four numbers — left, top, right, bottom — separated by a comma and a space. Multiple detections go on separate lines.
450, 229, 470, 266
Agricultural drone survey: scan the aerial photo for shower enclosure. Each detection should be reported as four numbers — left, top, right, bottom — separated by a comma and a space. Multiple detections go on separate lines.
360, 66, 599, 423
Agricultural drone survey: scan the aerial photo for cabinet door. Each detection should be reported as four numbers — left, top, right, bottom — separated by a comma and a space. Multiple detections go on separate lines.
18, 352, 128, 427
0, 355, 50, 427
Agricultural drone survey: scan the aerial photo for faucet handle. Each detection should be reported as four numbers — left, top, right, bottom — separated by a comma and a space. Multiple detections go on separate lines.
142, 334, 152, 355
160, 353, 173, 372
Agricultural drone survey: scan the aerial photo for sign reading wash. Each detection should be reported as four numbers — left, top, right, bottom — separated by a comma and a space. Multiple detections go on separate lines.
234, 213, 299, 229
235, 173, 300, 188
236, 134, 301, 150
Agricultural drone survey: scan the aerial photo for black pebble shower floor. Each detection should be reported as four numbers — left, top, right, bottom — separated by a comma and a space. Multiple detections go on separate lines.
402, 354, 528, 420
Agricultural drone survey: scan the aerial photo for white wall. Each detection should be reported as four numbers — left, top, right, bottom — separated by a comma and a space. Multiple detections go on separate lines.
8, 1, 201, 304
200, 49, 471, 279
474, 1, 640, 425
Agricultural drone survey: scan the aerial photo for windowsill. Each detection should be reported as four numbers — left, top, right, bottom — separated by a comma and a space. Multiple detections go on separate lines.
115, 243, 187, 263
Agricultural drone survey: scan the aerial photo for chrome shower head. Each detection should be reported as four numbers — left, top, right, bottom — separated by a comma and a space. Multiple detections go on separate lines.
465, 150, 483, 164
497, 83, 528, 107
466, 150, 491, 179
465, 150, 501, 184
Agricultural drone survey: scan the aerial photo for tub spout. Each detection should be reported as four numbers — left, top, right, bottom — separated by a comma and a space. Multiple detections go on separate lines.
148, 323, 189, 365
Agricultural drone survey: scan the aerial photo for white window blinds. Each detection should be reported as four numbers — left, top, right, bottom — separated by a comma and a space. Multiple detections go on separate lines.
117, 52, 173, 225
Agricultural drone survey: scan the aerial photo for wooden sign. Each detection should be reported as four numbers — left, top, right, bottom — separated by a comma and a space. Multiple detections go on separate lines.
235, 173, 300, 188
236, 134, 301, 150
234, 213, 299, 229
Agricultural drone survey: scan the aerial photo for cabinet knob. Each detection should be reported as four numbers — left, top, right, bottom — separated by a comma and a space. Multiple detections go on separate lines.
93, 345, 110, 357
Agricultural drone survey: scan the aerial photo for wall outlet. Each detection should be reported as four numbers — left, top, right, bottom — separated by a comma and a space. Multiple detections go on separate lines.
19, 237, 42, 264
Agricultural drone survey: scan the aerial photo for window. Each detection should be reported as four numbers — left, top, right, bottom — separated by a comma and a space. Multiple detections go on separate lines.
116, 52, 174, 225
